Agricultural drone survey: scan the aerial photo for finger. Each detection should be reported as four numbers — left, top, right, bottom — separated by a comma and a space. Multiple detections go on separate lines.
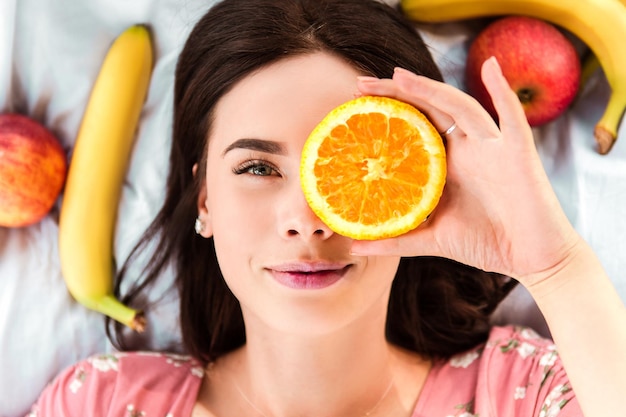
349, 223, 440, 258
356, 75, 456, 135
480, 57, 533, 146
349, 235, 402, 256
391, 68, 502, 140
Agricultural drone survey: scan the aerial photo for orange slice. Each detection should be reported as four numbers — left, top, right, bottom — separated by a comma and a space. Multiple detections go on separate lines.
300, 96, 446, 240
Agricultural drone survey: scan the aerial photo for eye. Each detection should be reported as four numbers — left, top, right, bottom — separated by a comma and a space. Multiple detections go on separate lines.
233, 159, 280, 177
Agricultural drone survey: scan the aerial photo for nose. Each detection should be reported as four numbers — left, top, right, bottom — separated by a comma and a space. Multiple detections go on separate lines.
278, 183, 334, 241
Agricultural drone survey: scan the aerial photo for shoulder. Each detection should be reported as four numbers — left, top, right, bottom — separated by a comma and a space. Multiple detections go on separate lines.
473, 326, 582, 416
418, 326, 582, 417
27, 351, 205, 416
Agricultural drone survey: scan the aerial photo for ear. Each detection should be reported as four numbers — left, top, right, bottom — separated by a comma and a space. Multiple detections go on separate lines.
193, 163, 213, 238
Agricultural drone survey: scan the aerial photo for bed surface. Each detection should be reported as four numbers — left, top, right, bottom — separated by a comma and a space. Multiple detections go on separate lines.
1, 1, 625, 415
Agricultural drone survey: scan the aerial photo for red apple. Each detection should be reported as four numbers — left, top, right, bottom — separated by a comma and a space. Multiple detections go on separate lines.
0, 113, 67, 227
465, 16, 581, 127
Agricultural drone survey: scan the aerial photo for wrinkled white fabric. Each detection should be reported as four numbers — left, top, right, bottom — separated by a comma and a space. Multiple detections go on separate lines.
1, 1, 624, 416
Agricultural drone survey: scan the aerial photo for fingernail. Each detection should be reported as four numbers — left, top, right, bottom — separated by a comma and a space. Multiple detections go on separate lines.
394, 67, 418, 79
357, 76, 380, 83
486, 56, 503, 75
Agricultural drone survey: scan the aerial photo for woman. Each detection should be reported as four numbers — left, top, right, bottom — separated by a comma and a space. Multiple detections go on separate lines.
30, 0, 626, 416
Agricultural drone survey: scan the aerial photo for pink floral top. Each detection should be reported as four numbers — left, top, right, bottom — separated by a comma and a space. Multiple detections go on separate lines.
27, 326, 582, 417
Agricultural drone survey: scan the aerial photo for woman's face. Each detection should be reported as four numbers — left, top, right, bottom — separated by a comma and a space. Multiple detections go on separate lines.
198, 52, 401, 335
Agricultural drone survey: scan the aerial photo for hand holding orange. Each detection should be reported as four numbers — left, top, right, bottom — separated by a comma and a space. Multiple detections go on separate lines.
340, 62, 583, 286
300, 95, 446, 240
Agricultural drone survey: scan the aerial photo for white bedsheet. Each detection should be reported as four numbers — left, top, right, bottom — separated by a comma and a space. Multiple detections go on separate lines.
1, 1, 624, 415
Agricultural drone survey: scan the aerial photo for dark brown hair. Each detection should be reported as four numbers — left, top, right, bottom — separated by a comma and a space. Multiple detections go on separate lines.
108, 0, 516, 364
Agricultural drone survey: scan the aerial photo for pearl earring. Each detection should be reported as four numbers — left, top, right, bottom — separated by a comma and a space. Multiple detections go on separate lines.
194, 217, 205, 234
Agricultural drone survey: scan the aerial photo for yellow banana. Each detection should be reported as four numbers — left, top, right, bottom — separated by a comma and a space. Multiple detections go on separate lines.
401, 0, 626, 154
59, 25, 153, 331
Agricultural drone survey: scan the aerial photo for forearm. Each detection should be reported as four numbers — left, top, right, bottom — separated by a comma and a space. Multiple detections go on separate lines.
526, 239, 626, 417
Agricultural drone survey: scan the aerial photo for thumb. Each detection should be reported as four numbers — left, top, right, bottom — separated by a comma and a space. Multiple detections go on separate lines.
349, 225, 440, 257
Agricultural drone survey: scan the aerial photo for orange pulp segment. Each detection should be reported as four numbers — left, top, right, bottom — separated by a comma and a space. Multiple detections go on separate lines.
300, 96, 446, 240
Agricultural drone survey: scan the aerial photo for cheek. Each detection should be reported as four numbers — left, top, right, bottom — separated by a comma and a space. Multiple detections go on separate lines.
207, 180, 276, 247
365, 256, 401, 286
209, 188, 267, 286
208, 188, 280, 301
353, 255, 401, 306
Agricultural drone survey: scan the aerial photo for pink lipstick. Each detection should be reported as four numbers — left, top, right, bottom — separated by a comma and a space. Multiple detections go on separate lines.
268, 262, 351, 290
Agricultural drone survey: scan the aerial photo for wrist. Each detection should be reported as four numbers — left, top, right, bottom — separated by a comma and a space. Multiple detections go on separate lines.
523, 237, 601, 301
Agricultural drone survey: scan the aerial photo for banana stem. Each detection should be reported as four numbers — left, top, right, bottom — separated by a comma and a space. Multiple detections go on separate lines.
78, 294, 146, 332
594, 92, 626, 154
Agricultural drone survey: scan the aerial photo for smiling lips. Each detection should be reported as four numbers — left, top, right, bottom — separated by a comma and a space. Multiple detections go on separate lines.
268, 262, 352, 289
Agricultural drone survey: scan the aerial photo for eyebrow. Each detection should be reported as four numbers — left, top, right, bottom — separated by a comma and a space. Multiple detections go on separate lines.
221, 138, 286, 157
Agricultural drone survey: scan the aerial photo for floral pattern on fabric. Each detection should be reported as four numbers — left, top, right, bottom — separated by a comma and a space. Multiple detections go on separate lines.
484, 326, 575, 416
29, 326, 582, 417
27, 351, 204, 417
450, 350, 481, 369
446, 398, 478, 417
413, 326, 583, 417
539, 385, 573, 417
